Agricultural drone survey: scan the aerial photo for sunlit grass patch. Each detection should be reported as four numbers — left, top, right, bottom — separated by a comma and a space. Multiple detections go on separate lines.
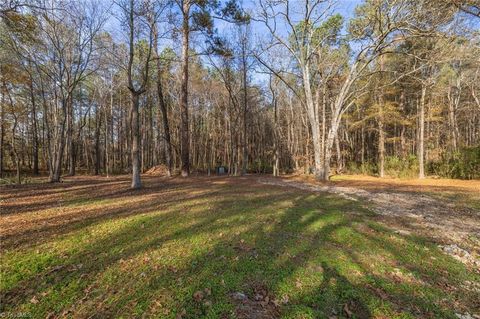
1, 177, 478, 318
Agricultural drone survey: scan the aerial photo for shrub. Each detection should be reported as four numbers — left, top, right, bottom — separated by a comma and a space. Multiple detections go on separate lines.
384, 155, 418, 178
428, 146, 480, 179
345, 161, 377, 175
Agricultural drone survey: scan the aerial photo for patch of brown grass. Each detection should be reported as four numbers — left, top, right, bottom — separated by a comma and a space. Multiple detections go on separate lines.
0, 175, 263, 250
287, 173, 480, 194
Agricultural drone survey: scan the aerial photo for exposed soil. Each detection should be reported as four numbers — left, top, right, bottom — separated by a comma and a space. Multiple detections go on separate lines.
230, 283, 280, 319
258, 176, 480, 267
326, 174, 480, 193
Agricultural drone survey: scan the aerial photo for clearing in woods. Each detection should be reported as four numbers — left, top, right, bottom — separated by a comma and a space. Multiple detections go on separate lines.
0, 175, 479, 318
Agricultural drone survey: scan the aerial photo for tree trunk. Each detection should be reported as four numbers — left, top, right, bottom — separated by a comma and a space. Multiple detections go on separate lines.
321, 85, 327, 169
131, 93, 141, 188
447, 85, 460, 152
323, 122, 337, 181
49, 97, 67, 183
125, 0, 152, 187
377, 55, 385, 178
0, 87, 4, 178
242, 75, 248, 176
335, 134, 342, 174
29, 75, 39, 175
360, 110, 365, 164
241, 32, 248, 176
106, 80, 112, 177
67, 94, 76, 176
10, 105, 21, 184
378, 114, 385, 178
153, 24, 173, 177
302, 65, 322, 178
94, 103, 102, 175
180, 3, 191, 177
418, 84, 426, 179
273, 92, 279, 177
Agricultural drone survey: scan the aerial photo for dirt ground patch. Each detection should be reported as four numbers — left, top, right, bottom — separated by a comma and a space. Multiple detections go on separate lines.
259, 176, 480, 267
230, 283, 280, 319
290, 174, 480, 193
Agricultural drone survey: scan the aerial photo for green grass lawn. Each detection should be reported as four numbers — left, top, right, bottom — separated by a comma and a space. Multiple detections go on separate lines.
1, 177, 478, 318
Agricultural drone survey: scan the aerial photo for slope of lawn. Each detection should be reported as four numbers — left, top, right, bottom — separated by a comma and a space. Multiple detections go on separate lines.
1, 176, 478, 318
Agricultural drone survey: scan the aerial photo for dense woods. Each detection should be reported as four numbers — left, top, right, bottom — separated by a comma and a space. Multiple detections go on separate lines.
1, 0, 479, 188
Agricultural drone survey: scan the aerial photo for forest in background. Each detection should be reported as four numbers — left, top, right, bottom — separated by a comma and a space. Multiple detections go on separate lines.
1, 0, 479, 188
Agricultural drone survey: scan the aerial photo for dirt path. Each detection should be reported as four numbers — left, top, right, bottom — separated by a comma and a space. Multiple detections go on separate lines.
258, 177, 480, 268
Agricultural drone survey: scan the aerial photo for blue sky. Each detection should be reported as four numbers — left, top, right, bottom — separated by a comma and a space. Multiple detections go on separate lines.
214, 1, 364, 84
221, 0, 362, 41
105, 0, 363, 48
104, 0, 365, 85
240, 0, 363, 85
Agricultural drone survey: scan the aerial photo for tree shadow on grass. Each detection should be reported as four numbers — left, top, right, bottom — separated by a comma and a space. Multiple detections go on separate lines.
1, 177, 478, 318
0, 176, 250, 249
